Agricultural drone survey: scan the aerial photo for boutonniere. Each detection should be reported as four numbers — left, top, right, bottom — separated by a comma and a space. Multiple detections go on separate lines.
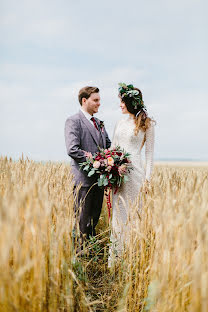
99, 120, 105, 133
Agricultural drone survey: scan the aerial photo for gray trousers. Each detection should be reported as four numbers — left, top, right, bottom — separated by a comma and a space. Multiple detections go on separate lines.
74, 184, 104, 238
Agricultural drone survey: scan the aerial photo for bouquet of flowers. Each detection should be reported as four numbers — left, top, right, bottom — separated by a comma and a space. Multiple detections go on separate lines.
79, 146, 133, 218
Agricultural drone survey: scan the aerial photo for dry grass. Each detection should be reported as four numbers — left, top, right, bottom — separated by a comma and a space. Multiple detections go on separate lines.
0, 157, 208, 311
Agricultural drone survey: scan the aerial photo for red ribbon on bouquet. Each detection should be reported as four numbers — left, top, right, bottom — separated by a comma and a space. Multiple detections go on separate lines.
105, 187, 112, 220
104, 187, 119, 220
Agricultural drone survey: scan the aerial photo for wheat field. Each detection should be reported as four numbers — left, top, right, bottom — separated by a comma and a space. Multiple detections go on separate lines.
0, 156, 208, 312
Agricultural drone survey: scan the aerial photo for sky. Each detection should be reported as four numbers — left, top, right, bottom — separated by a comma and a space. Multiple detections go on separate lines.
0, 0, 208, 161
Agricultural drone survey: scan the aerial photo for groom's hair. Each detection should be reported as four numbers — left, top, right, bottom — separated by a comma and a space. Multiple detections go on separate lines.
78, 86, 99, 105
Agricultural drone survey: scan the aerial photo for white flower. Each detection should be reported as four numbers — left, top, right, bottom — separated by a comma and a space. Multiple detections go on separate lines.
93, 161, 101, 169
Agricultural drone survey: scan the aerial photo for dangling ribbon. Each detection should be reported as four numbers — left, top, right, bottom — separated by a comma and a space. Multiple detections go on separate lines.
136, 107, 148, 118
104, 186, 120, 221
105, 187, 112, 220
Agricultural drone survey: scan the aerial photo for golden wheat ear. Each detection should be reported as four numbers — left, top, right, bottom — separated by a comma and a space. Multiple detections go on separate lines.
1, 157, 208, 311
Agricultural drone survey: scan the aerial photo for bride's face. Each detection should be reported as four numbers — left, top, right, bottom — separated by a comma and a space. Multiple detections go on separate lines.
120, 99, 128, 114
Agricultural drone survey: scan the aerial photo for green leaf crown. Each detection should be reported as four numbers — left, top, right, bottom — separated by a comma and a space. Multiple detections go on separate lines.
118, 83, 146, 110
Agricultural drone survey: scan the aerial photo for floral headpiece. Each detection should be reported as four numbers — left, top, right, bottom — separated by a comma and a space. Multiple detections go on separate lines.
118, 83, 146, 111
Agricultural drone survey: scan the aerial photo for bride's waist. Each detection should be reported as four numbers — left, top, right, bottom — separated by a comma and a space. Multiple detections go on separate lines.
131, 156, 144, 166
130, 153, 142, 160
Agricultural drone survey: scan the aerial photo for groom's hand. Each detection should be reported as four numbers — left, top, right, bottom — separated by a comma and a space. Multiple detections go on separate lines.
84, 151, 93, 159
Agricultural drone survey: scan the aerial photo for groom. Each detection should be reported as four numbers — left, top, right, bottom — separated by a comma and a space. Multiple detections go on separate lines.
65, 86, 111, 240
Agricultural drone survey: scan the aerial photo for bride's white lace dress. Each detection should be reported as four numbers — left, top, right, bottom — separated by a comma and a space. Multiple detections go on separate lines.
108, 116, 155, 266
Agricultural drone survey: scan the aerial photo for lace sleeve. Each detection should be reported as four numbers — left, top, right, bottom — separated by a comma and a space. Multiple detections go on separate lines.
145, 122, 155, 181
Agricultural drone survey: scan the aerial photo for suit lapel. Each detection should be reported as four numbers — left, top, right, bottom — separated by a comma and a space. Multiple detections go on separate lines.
79, 110, 99, 146
95, 118, 106, 148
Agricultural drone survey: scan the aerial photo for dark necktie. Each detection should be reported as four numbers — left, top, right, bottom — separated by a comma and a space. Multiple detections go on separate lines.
91, 117, 99, 131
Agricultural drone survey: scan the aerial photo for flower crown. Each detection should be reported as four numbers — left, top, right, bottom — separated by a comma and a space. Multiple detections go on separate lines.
118, 83, 146, 110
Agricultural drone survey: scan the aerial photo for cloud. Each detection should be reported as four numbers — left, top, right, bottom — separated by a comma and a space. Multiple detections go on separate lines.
0, 0, 207, 161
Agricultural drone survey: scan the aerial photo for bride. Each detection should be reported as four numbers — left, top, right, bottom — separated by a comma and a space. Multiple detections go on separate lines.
108, 83, 155, 267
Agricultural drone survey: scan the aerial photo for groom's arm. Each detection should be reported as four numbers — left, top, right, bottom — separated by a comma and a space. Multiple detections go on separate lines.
64, 117, 86, 163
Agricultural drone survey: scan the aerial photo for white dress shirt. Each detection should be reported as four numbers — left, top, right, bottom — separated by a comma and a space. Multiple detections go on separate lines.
80, 108, 95, 127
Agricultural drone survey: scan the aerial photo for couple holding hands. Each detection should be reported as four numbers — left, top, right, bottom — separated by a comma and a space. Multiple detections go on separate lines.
64, 83, 155, 265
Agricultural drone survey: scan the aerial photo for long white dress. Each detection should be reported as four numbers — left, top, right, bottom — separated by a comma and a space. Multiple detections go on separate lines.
108, 116, 155, 266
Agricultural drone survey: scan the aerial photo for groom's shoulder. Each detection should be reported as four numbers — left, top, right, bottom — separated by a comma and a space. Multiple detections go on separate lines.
65, 113, 82, 131
65, 112, 80, 123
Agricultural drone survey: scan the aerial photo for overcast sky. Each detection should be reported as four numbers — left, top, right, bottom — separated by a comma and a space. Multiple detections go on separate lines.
0, 0, 207, 161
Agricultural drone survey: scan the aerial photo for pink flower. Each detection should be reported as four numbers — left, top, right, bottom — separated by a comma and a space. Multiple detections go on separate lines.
106, 166, 112, 172
93, 160, 101, 169
104, 149, 111, 156
85, 152, 93, 159
118, 164, 127, 176
107, 157, 114, 166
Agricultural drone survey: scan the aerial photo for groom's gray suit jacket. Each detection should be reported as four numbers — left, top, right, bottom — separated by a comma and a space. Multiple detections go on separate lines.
65, 110, 111, 187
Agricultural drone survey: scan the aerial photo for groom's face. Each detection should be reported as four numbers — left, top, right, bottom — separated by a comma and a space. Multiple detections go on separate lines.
83, 92, 100, 115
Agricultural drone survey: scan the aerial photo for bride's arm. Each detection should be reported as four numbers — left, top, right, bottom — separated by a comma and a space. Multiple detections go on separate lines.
145, 122, 155, 182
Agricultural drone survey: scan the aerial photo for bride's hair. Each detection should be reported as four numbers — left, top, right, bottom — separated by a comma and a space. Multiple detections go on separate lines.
121, 87, 154, 136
